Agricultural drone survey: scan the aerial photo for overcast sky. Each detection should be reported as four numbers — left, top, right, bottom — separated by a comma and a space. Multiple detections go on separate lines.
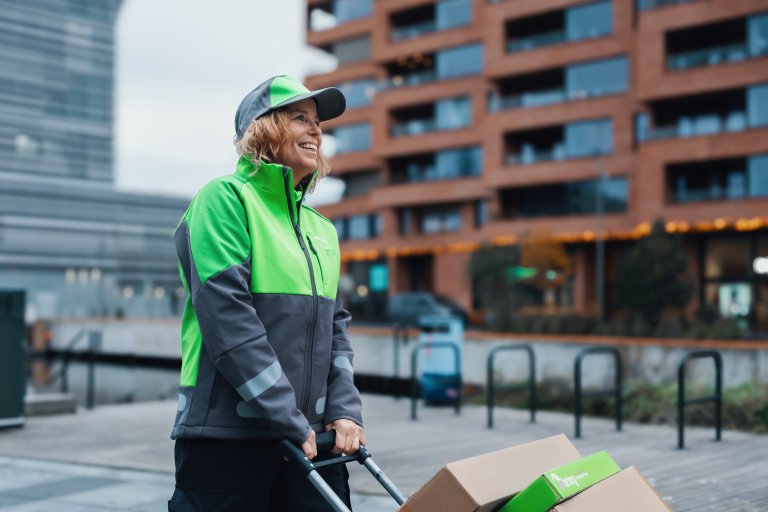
113, 0, 343, 204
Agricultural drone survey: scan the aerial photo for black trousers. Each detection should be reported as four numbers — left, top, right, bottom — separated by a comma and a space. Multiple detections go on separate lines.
168, 438, 351, 512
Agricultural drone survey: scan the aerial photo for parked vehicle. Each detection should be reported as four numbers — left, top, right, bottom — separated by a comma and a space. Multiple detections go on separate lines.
387, 292, 468, 327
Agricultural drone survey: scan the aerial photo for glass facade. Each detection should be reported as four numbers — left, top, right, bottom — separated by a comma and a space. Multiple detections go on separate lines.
566, 1, 612, 41
397, 146, 483, 183
748, 84, 768, 128
332, 36, 370, 65
749, 13, 768, 57
0, 1, 189, 318
501, 177, 628, 218
436, 0, 473, 31
749, 155, 768, 197
420, 207, 462, 234
0, 1, 120, 183
436, 96, 472, 130
336, 78, 378, 109
391, 96, 471, 136
334, 0, 372, 24
489, 55, 627, 111
564, 119, 613, 157
332, 123, 371, 153
334, 214, 380, 241
566, 56, 627, 100
437, 43, 483, 80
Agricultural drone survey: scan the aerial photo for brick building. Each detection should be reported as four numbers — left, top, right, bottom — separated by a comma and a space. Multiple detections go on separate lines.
305, 0, 768, 330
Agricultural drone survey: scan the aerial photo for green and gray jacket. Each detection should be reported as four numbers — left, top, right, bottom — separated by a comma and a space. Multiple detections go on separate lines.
171, 155, 362, 444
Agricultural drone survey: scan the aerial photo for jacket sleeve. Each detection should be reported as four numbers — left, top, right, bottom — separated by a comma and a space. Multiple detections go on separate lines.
323, 291, 363, 427
176, 178, 311, 444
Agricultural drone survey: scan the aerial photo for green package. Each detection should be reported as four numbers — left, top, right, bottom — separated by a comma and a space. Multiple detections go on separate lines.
498, 451, 620, 512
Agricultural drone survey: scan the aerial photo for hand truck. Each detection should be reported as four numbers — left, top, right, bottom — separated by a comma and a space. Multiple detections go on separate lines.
280, 431, 407, 512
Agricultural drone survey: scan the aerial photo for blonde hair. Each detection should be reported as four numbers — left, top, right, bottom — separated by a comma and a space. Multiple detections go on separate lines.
234, 108, 331, 188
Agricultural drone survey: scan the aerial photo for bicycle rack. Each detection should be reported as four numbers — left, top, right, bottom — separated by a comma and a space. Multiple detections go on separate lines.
486, 344, 536, 428
410, 342, 461, 420
677, 350, 722, 450
574, 346, 623, 438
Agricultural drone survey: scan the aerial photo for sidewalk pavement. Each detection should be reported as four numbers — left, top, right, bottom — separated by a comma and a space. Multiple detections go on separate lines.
0, 394, 766, 511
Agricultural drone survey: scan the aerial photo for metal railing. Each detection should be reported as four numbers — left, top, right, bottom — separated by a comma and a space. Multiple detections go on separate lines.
677, 350, 722, 449
574, 346, 623, 438
410, 341, 461, 420
486, 344, 536, 428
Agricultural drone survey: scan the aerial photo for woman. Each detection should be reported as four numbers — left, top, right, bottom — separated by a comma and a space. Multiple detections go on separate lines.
168, 75, 365, 511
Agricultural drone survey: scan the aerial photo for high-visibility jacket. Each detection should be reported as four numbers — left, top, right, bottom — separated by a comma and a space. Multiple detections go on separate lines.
171, 155, 362, 444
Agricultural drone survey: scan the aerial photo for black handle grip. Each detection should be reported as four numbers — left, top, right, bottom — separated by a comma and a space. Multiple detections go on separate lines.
316, 431, 337, 454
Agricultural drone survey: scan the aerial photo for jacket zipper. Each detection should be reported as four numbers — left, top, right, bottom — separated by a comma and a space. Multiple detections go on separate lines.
307, 236, 325, 288
283, 169, 319, 415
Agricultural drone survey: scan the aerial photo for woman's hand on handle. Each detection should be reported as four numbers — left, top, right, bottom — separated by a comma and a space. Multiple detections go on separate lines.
301, 429, 317, 460
324, 419, 365, 455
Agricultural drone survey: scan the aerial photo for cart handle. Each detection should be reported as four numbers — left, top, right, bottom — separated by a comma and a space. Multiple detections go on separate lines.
280, 431, 407, 507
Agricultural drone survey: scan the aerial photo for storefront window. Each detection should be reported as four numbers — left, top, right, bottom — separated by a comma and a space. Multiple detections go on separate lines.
704, 238, 751, 279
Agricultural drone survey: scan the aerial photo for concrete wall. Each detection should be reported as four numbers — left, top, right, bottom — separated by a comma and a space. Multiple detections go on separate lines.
350, 331, 768, 390
46, 320, 767, 406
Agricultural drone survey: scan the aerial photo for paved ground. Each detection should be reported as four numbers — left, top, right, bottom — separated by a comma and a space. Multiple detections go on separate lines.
0, 395, 766, 511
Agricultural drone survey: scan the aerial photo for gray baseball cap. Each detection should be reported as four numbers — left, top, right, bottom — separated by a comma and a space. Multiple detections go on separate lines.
234, 75, 346, 138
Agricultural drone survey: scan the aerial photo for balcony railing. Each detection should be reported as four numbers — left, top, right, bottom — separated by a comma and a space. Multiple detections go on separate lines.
637, 0, 697, 11
489, 83, 625, 112
506, 146, 565, 165
645, 111, 750, 140
506, 30, 566, 53
391, 119, 438, 136
389, 69, 438, 89
391, 20, 437, 41
667, 44, 768, 71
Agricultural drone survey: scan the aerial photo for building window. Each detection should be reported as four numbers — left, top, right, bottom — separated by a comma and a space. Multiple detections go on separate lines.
667, 158, 747, 203
436, 0, 473, 30
436, 43, 483, 80
566, 1, 612, 41
420, 207, 462, 234
332, 36, 371, 65
399, 208, 412, 236
475, 200, 488, 227
336, 78, 378, 109
748, 13, 768, 57
749, 154, 768, 197
500, 177, 628, 218
390, 96, 471, 136
334, 0, 372, 24
566, 56, 627, 100
394, 146, 483, 183
435, 96, 472, 130
342, 170, 380, 198
564, 119, 613, 157
332, 123, 371, 154
748, 84, 768, 127
333, 218, 346, 240
345, 213, 380, 240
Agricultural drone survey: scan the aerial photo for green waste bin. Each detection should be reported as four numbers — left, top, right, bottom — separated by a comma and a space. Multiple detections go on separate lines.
0, 290, 26, 428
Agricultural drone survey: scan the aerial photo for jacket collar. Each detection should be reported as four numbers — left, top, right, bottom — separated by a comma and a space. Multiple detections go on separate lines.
236, 155, 318, 204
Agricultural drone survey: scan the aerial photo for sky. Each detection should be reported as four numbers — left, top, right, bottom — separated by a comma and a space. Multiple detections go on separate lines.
113, 0, 343, 204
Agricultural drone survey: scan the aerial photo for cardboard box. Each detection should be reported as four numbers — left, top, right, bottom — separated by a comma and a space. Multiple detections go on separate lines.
399, 434, 582, 512
553, 466, 672, 512
499, 451, 621, 512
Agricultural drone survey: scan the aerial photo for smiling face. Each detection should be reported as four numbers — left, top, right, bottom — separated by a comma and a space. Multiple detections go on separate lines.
274, 98, 322, 184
